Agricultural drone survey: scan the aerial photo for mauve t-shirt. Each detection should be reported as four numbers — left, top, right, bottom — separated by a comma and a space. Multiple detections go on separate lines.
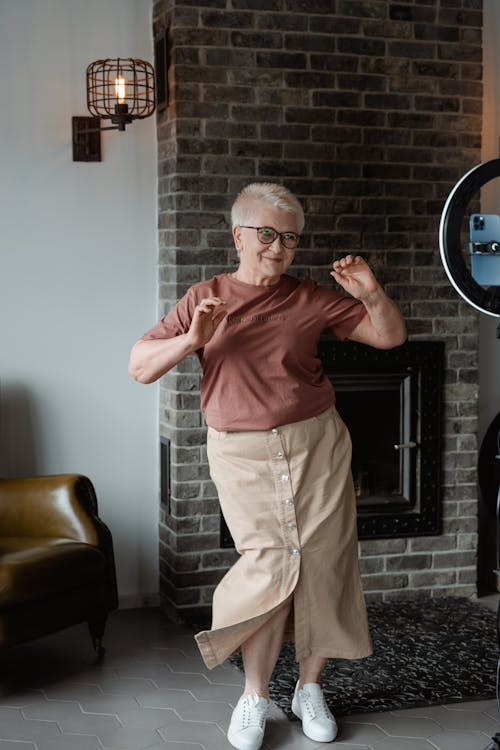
141, 273, 367, 430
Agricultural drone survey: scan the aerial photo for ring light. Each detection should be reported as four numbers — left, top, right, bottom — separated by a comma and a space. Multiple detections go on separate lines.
439, 158, 500, 317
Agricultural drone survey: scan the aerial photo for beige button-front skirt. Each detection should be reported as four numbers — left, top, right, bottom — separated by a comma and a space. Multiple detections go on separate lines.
195, 405, 373, 669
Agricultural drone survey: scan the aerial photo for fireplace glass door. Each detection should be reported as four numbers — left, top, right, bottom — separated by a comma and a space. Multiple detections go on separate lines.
318, 339, 443, 540
332, 371, 417, 513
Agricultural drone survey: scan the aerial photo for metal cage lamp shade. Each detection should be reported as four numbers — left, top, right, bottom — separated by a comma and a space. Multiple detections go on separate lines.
72, 57, 156, 161
86, 58, 156, 130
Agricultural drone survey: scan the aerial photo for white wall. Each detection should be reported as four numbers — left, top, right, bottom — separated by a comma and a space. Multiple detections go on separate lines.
0, 0, 159, 607
480, 1, 500, 442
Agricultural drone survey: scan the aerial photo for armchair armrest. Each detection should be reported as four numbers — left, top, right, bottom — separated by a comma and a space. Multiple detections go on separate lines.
0, 474, 119, 611
0, 474, 102, 544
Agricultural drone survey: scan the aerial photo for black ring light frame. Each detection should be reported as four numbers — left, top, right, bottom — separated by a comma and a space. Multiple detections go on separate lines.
439, 157, 500, 319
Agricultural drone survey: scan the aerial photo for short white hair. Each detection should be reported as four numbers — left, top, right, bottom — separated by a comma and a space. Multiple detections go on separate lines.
231, 182, 305, 233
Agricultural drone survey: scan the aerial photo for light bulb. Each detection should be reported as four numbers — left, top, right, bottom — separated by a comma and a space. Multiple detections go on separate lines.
114, 76, 127, 104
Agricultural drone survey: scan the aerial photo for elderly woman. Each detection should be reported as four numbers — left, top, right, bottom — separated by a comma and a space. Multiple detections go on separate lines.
129, 183, 406, 750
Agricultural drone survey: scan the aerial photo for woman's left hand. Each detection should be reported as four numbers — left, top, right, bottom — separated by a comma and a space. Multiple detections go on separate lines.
331, 255, 380, 301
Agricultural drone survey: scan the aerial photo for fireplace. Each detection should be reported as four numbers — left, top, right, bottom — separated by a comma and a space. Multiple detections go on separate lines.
220, 340, 443, 547
333, 370, 417, 512
319, 340, 444, 540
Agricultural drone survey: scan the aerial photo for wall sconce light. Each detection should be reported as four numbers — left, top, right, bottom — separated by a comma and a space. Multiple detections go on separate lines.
72, 57, 156, 162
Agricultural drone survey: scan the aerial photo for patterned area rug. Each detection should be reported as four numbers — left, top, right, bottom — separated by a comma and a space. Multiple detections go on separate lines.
230, 597, 498, 717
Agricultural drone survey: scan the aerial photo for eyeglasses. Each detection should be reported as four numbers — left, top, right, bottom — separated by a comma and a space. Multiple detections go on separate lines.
239, 225, 301, 250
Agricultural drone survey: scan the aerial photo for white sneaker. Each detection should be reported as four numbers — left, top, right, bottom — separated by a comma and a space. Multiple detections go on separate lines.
227, 693, 270, 750
291, 681, 338, 742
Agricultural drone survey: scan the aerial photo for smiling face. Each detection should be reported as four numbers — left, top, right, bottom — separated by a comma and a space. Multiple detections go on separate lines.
232, 205, 299, 287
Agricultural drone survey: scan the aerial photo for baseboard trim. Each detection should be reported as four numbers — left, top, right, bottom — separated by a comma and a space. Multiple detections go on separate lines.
118, 592, 160, 610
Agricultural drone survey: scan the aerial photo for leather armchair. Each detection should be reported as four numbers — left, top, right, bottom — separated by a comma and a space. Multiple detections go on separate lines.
0, 474, 118, 657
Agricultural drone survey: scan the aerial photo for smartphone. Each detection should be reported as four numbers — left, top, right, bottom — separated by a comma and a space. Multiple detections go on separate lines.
469, 214, 500, 286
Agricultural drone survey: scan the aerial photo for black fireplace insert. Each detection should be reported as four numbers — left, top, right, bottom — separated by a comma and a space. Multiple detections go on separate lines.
319, 339, 443, 540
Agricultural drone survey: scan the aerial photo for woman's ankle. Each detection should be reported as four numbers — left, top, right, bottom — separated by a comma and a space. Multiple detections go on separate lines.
243, 688, 270, 699
298, 679, 321, 689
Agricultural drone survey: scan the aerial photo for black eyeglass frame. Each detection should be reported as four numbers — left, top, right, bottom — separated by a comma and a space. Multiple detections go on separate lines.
238, 225, 301, 249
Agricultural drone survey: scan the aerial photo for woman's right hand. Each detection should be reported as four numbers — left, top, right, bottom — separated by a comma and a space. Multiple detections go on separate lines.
186, 296, 227, 350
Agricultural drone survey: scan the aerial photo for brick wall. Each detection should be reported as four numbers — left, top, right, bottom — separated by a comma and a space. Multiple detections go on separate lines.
153, 0, 483, 623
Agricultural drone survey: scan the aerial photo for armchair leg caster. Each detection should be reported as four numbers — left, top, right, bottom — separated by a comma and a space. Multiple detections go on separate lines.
88, 620, 107, 661
92, 637, 106, 661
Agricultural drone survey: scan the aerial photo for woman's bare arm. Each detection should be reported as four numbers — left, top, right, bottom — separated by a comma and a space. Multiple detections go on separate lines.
331, 255, 406, 350
128, 297, 227, 384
